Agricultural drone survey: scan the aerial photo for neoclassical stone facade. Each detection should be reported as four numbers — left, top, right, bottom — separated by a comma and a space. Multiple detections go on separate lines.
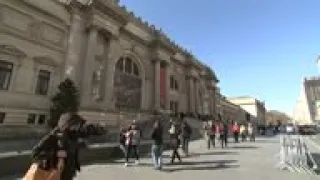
0, 0, 219, 126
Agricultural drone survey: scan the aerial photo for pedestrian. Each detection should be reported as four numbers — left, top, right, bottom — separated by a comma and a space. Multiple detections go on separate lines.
232, 122, 240, 143
119, 127, 127, 157
204, 120, 215, 149
222, 122, 229, 147
151, 120, 164, 170
169, 121, 182, 164
181, 121, 192, 156
124, 123, 141, 167
215, 121, 223, 147
30, 112, 106, 180
248, 123, 255, 142
240, 124, 247, 142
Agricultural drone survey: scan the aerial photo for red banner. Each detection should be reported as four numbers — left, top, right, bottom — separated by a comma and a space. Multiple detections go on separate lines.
160, 67, 166, 107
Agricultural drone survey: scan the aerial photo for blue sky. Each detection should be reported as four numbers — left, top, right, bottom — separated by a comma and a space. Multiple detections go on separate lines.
120, 0, 320, 114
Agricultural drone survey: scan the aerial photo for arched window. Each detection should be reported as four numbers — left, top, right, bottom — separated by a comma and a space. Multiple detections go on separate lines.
170, 75, 179, 91
116, 57, 140, 77
114, 56, 142, 110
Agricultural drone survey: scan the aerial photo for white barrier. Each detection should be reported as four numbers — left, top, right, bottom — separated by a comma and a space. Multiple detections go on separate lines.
279, 134, 312, 172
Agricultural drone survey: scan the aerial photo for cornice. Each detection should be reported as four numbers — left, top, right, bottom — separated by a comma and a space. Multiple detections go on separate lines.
119, 27, 151, 48
93, 0, 129, 26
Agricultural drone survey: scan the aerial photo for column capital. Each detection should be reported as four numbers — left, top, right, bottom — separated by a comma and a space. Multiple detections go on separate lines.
58, 0, 93, 14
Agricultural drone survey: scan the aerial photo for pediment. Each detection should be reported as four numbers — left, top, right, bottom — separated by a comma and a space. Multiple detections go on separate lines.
0, 45, 27, 58
34, 56, 59, 67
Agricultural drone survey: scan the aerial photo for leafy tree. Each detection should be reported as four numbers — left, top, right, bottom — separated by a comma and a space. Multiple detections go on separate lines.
47, 78, 80, 128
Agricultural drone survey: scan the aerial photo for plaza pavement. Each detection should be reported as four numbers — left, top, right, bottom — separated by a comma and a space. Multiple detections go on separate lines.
2, 136, 319, 180
73, 137, 318, 180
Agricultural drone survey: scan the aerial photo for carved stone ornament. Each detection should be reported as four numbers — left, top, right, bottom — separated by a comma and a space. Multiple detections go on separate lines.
57, 0, 93, 6
0, 45, 27, 58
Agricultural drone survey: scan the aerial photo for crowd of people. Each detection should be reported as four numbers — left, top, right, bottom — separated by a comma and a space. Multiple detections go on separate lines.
25, 111, 257, 180
203, 120, 256, 150
119, 114, 192, 170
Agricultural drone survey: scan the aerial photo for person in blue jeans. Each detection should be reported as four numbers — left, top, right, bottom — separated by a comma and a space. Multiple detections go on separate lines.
151, 120, 163, 170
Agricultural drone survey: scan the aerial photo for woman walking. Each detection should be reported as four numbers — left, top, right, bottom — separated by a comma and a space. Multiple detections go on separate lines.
151, 120, 163, 170
124, 123, 141, 167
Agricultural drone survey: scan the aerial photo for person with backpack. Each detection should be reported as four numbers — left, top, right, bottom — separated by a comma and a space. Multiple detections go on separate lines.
29, 112, 106, 180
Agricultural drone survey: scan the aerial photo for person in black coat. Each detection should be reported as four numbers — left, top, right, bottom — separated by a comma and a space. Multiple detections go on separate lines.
168, 121, 182, 164
32, 112, 106, 180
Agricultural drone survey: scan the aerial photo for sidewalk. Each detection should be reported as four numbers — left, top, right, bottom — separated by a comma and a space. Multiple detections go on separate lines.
71, 136, 318, 180
2, 136, 318, 180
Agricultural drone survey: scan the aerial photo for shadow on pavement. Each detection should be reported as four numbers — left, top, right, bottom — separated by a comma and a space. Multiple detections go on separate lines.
162, 161, 239, 173
231, 145, 259, 149
186, 151, 239, 157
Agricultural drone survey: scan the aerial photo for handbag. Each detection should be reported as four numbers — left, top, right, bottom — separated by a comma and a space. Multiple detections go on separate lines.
23, 158, 64, 180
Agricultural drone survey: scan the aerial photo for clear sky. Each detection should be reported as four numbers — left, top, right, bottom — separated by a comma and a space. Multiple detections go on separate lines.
120, 0, 320, 114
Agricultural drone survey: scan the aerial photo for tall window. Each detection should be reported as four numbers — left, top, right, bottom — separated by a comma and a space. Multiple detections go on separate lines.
38, 114, 46, 125
170, 76, 179, 91
27, 113, 36, 124
114, 56, 141, 110
0, 112, 5, 124
116, 57, 140, 77
35, 70, 51, 95
0, 61, 13, 90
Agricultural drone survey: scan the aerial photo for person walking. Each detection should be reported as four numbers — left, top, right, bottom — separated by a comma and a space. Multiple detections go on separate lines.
31, 112, 105, 180
248, 123, 255, 142
181, 120, 192, 156
124, 123, 141, 167
119, 127, 127, 157
222, 122, 229, 148
240, 124, 247, 142
232, 122, 240, 143
169, 121, 182, 164
204, 120, 215, 149
151, 120, 164, 170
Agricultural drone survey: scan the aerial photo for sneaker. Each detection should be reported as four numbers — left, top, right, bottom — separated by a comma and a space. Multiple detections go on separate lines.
135, 160, 139, 165
124, 163, 128, 167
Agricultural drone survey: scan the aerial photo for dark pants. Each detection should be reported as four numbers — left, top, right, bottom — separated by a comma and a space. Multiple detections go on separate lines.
220, 134, 227, 148
249, 133, 255, 142
207, 135, 215, 149
182, 137, 190, 155
233, 132, 239, 143
241, 133, 246, 142
125, 145, 139, 163
171, 147, 181, 163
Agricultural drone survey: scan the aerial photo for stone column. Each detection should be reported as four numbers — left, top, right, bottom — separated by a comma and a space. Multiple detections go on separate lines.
104, 36, 121, 109
63, 1, 91, 87
81, 27, 98, 104
194, 79, 199, 114
154, 59, 161, 110
188, 77, 195, 113
165, 63, 171, 110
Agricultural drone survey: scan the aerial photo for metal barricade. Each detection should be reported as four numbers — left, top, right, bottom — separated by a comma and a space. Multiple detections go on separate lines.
279, 134, 317, 173
279, 134, 308, 170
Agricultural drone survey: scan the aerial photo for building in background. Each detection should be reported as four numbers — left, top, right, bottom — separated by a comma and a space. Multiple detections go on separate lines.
293, 77, 320, 125
216, 92, 250, 124
227, 96, 266, 125
0, 0, 219, 137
